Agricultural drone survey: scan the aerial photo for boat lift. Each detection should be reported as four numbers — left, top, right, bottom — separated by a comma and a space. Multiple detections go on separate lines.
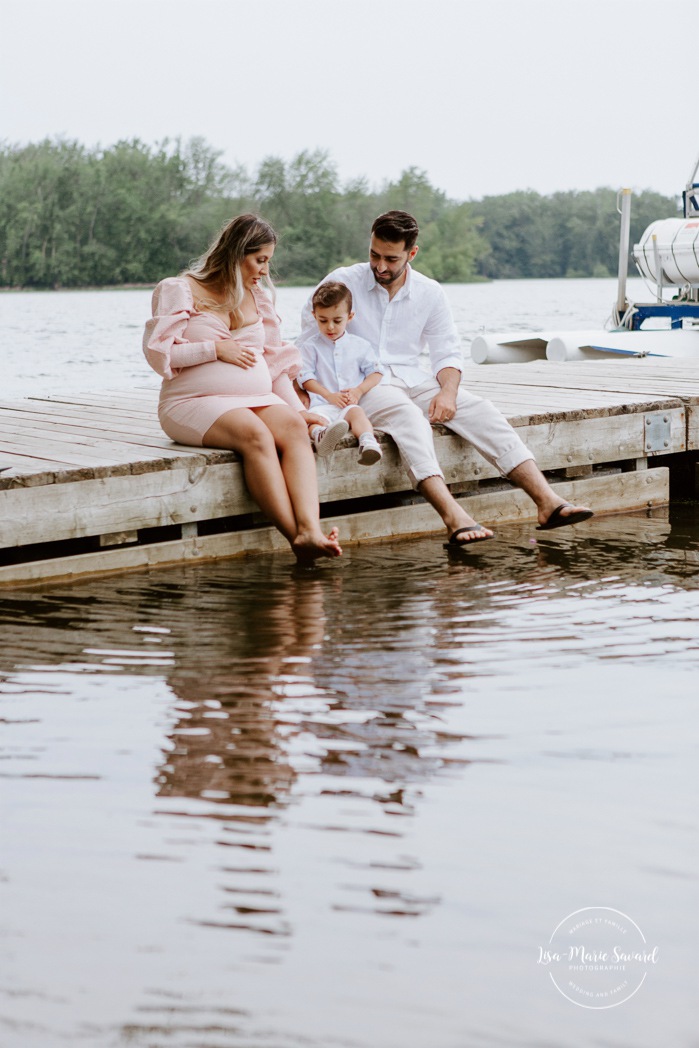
617, 151, 699, 331
472, 154, 699, 363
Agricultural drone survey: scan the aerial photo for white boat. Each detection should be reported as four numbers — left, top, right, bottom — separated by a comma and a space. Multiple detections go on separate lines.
472, 155, 699, 364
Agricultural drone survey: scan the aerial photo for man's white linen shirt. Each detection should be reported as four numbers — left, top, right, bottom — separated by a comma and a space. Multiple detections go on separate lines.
298, 329, 384, 411
299, 264, 464, 389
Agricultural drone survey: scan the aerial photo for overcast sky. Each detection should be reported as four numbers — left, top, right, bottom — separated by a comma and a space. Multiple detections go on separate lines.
3, 0, 695, 201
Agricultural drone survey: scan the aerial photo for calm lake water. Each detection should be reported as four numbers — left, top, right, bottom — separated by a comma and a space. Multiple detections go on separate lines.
1, 280, 698, 1046
2, 276, 650, 399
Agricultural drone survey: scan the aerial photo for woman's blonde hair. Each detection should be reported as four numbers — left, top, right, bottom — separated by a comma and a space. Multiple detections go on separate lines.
185, 214, 277, 328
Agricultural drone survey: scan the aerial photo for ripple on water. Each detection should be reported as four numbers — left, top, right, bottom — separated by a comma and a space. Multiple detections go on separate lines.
0, 508, 698, 1047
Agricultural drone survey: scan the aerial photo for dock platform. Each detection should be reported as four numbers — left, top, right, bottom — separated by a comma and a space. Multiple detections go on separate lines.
2, 359, 699, 587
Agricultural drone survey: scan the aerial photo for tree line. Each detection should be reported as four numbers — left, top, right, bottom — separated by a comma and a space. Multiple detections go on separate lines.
0, 137, 681, 289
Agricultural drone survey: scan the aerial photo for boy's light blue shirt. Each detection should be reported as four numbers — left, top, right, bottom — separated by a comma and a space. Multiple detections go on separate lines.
298, 264, 463, 387
299, 330, 385, 411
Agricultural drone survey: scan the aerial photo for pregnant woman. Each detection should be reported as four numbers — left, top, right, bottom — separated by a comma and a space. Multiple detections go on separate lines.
143, 214, 342, 562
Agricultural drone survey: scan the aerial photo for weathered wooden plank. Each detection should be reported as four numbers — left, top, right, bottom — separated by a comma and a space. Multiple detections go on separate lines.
46, 389, 157, 400
468, 384, 668, 407
0, 396, 159, 418
0, 450, 84, 472
0, 430, 174, 468
687, 411, 699, 450
40, 390, 159, 409
0, 402, 167, 436
464, 359, 699, 448
0, 468, 669, 588
327, 467, 668, 538
0, 401, 158, 424
0, 438, 135, 468
0, 444, 234, 490
1, 394, 156, 412
463, 359, 699, 398
0, 460, 255, 546
0, 418, 202, 461
465, 386, 682, 418
315, 407, 686, 497
2, 402, 159, 429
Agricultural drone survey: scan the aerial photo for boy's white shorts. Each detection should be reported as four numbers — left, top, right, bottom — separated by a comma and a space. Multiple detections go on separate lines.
311, 403, 363, 425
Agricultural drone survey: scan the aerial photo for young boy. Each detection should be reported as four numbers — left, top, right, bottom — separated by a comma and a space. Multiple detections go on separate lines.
299, 281, 384, 465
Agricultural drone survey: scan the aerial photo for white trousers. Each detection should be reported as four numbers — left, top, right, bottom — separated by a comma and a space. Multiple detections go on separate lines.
360, 377, 534, 488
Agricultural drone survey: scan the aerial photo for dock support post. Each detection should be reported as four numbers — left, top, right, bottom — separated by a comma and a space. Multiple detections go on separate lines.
616, 188, 632, 318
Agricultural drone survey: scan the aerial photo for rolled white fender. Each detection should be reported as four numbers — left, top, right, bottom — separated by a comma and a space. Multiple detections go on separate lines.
546, 336, 599, 361
545, 332, 629, 361
470, 334, 547, 364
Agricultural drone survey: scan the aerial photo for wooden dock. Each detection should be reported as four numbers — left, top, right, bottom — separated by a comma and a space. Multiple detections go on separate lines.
2, 358, 699, 587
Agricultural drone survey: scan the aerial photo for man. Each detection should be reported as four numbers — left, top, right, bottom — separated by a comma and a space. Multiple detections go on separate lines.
298, 210, 593, 545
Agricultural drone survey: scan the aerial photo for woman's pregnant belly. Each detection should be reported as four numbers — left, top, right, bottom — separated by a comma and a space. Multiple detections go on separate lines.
165, 356, 273, 399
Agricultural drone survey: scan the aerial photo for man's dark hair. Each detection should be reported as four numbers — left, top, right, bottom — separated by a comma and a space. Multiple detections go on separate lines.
312, 280, 353, 312
371, 210, 419, 251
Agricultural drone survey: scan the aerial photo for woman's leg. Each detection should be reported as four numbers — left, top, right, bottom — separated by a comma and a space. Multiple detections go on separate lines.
203, 408, 298, 544
254, 406, 341, 560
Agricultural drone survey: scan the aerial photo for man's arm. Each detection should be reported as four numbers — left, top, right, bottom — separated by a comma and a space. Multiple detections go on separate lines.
423, 285, 463, 378
428, 366, 460, 423
422, 285, 463, 423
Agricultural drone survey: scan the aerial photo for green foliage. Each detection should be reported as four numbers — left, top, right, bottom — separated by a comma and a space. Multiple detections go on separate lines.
471, 187, 681, 280
256, 150, 343, 282
374, 168, 486, 283
0, 137, 683, 288
0, 136, 231, 287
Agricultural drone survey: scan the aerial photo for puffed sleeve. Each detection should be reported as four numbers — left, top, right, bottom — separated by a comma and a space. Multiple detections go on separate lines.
253, 285, 302, 383
143, 278, 218, 380
271, 372, 306, 412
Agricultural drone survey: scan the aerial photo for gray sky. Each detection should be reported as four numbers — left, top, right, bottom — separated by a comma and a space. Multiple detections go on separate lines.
3, 0, 694, 201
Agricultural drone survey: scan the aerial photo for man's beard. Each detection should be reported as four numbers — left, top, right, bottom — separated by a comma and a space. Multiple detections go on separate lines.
371, 261, 408, 285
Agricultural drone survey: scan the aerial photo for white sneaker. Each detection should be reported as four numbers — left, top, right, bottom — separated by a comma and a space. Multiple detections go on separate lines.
357, 436, 382, 466
313, 418, 350, 457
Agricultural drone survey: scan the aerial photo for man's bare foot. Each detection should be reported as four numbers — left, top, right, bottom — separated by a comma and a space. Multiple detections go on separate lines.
445, 523, 494, 546
292, 526, 343, 563
445, 511, 494, 545
537, 502, 594, 531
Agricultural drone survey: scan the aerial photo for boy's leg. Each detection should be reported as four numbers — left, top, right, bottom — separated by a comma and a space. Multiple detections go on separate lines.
308, 407, 350, 458
345, 406, 382, 466
344, 406, 373, 438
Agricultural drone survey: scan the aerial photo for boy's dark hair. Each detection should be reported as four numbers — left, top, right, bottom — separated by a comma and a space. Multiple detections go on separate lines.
371, 210, 419, 250
312, 281, 353, 312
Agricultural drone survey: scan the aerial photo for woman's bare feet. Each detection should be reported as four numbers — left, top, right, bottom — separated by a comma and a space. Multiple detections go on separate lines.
292, 526, 343, 563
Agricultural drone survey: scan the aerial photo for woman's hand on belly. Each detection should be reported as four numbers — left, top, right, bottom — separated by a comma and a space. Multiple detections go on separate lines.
215, 338, 257, 369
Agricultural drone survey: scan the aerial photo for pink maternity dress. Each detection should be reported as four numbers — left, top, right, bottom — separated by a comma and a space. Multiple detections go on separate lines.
143, 277, 304, 446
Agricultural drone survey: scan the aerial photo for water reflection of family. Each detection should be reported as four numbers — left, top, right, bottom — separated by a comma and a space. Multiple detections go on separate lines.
143, 211, 592, 561
156, 564, 454, 808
